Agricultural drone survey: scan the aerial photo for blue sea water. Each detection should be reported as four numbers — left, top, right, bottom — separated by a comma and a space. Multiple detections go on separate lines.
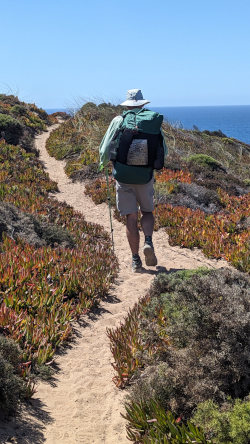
151, 105, 250, 145
46, 108, 67, 114
46, 105, 250, 145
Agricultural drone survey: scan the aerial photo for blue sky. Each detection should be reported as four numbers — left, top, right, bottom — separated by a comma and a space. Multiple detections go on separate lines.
1, 0, 250, 108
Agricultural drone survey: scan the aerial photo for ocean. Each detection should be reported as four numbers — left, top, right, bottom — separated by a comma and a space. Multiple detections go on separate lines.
46, 105, 250, 145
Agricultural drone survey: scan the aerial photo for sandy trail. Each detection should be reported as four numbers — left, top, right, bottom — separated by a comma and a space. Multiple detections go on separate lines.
0, 124, 229, 444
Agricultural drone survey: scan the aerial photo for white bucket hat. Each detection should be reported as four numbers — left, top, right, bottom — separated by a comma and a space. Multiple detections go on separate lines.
120, 89, 150, 107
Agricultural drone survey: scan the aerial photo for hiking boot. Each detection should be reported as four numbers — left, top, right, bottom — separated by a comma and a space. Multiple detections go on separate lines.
132, 255, 142, 273
143, 238, 157, 266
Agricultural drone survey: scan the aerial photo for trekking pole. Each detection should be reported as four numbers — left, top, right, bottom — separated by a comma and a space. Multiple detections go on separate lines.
105, 167, 115, 252
154, 176, 159, 230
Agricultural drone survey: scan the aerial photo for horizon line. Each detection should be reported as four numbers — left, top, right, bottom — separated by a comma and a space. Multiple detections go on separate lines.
44, 103, 250, 110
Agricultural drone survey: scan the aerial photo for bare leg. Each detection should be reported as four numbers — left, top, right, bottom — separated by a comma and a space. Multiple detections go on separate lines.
141, 211, 157, 266
141, 211, 154, 236
126, 213, 139, 255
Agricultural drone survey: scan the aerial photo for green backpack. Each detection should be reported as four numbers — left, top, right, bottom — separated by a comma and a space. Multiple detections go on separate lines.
99, 108, 166, 184
112, 108, 163, 184
112, 161, 153, 184
121, 108, 163, 134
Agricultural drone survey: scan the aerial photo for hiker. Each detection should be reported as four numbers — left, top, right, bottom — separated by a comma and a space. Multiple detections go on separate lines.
99, 89, 167, 272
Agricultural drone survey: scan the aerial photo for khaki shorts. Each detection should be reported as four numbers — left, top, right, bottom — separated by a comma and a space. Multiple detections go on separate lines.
116, 177, 154, 216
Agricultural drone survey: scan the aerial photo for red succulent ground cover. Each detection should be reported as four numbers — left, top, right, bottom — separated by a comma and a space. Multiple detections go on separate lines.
85, 168, 249, 273
156, 168, 192, 184
0, 141, 118, 374
156, 188, 249, 272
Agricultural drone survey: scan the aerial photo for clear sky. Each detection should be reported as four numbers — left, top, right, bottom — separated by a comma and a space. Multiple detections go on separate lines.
1, 0, 250, 108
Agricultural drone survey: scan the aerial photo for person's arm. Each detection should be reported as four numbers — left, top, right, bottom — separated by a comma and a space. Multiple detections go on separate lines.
99, 116, 123, 170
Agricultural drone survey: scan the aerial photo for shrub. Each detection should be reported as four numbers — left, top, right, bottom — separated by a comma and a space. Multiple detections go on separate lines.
11, 104, 27, 117
0, 94, 20, 106
109, 268, 250, 410
0, 113, 23, 145
109, 268, 250, 442
138, 268, 249, 407
193, 398, 250, 444
186, 160, 248, 196
32, 216, 75, 248
187, 154, 224, 171
0, 202, 74, 248
0, 95, 53, 147
49, 111, 70, 120
202, 129, 227, 138
0, 335, 26, 415
30, 106, 48, 122
156, 182, 224, 214
66, 161, 100, 182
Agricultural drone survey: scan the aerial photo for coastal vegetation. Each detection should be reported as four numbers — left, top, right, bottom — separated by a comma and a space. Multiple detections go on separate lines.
48, 103, 249, 272
1, 95, 249, 443
0, 94, 55, 152
0, 95, 117, 415
46, 102, 250, 181
46, 102, 123, 180
107, 268, 250, 443
46, 102, 250, 442
85, 171, 249, 272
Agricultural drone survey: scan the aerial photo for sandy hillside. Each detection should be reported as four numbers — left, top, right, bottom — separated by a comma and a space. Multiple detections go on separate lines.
0, 124, 230, 444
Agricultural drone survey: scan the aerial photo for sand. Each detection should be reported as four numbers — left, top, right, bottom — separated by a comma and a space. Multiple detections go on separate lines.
0, 124, 230, 444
